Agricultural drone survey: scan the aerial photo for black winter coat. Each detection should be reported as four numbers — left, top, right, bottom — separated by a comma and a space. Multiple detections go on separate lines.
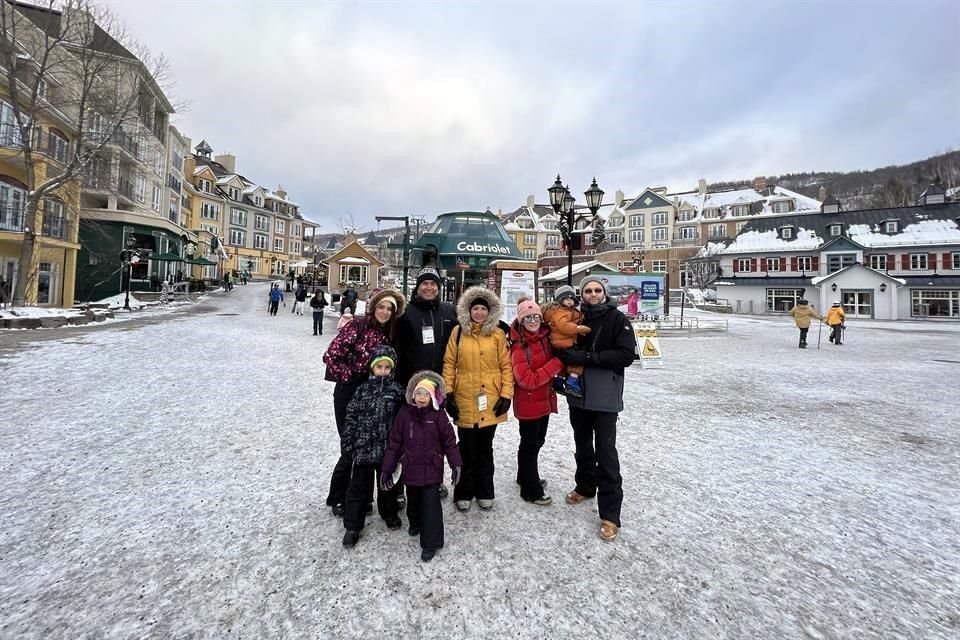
564, 301, 636, 414
342, 346, 406, 465
395, 296, 457, 386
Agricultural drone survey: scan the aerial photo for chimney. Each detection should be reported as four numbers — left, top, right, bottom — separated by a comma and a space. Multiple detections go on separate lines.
526, 194, 535, 208
698, 178, 707, 195
276, 185, 287, 200
615, 189, 624, 206
753, 176, 767, 192
817, 185, 826, 202
215, 153, 236, 174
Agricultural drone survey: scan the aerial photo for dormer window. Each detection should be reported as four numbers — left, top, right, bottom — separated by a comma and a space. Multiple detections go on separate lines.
771, 200, 793, 214
781, 226, 793, 239
884, 220, 899, 233
829, 224, 842, 237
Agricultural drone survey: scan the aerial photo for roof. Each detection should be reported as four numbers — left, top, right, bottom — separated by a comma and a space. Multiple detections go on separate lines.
13, 2, 137, 60
539, 260, 620, 283
810, 263, 906, 286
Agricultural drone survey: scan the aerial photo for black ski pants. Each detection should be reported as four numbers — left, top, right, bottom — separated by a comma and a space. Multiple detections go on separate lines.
269, 300, 279, 315
407, 484, 444, 551
517, 416, 549, 501
343, 464, 398, 531
798, 327, 809, 345
830, 324, 843, 345
569, 407, 623, 527
453, 425, 497, 501
326, 380, 362, 507
313, 310, 324, 335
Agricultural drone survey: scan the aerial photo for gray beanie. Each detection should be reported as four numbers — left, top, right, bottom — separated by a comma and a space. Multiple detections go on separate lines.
579, 275, 607, 297
554, 285, 576, 303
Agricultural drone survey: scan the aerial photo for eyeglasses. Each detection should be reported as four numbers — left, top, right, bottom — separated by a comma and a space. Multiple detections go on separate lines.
413, 388, 431, 396
522, 314, 542, 323
582, 288, 603, 294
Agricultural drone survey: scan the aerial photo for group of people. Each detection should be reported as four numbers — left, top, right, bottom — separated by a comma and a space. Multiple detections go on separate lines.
789, 299, 847, 348
321, 266, 638, 561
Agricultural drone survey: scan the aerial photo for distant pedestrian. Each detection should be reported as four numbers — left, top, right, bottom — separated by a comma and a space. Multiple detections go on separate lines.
340, 286, 358, 316
268, 284, 284, 315
826, 300, 846, 345
0, 276, 8, 309
381, 370, 462, 562
789, 299, 821, 349
310, 290, 328, 335
340, 345, 406, 548
293, 284, 308, 315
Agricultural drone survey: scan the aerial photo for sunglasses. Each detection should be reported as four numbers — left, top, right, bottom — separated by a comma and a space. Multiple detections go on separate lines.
522, 314, 542, 322
582, 288, 603, 294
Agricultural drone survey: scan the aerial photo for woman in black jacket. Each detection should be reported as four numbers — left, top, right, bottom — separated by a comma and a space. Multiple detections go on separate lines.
556, 275, 637, 542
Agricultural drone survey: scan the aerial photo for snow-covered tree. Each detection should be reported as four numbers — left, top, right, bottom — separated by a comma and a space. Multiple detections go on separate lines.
687, 242, 724, 291
591, 215, 606, 250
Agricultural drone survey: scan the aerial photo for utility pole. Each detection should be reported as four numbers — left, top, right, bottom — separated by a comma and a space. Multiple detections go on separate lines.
376, 215, 411, 299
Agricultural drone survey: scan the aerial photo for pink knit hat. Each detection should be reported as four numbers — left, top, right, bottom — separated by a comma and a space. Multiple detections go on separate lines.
516, 299, 542, 322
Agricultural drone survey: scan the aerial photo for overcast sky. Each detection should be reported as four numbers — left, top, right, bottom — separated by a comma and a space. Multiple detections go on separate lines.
106, 0, 959, 229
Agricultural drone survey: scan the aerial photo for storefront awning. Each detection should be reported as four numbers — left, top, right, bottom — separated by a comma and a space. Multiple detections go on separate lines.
187, 257, 217, 266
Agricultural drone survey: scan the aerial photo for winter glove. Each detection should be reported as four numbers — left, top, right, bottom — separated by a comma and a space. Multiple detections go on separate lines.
445, 394, 460, 421
493, 397, 511, 417
451, 466, 461, 487
380, 473, 395, 492
557, 348, 590, 367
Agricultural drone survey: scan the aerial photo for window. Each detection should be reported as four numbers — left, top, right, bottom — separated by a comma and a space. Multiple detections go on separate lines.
541, 220, 556, 231
291, 241, 301, 254
629, 229, 644, 243
198, 178, 212, 193
680, 227, 697, 239
201, 202, 220, 220
135, 174, 146, 202
42, 198, 65, 238
523, 248, 536, 260
154, 149, 164, 176
829, 224, 842, 236
771, 201, 792, 214
653, 212, 667, 225
678, 209, 695, 222
653, 228, 667, 241
339, 264, 369, 284
732, 205, 750, 217
524, 234, 536, 245
151, 184, 161, 211
546, 235, 559, 247
37, 79, 47, 100
629, 214, 644, 227
170, 147, 183, 172
47, 129, 68, 163
953, 253, 960, 270
766, 257, 781, 272
254, 234, 268, 250
230, 208, 247, 226
709, 224, 726, 239
885, 221, 899, 233
608, 233, 621, 244
255, 196, 263, 208
276, 220, 285, 234
910, 254, 928, 270
274, 237, 284, 252
652, 260, 666, 272
509, 234, 517, 245
736, 222, 748, 232
827, 253, 856, 273
797, 257, 812, 272
168, 201, 178, 223
781, 227, 793, 239
229, 229, 245, 246
293, 224, 301, 237
608, 216, 622, 227
254, 215, 268, 230
766, 289, 806, 312
702, 208, 720, 219
869, 255, 887, 271
737, 258, 752, 272
911, 289, 960, 318
201, 223, 218, 235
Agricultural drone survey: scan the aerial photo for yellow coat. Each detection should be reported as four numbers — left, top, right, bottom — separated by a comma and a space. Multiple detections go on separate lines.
825, 305, 846, 326
442, 287, 514, 429
789, 304, 821, 329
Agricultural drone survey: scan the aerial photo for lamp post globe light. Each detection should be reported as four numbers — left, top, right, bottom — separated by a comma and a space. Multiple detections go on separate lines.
121, 233, 137, 311
547, 175, 604, 287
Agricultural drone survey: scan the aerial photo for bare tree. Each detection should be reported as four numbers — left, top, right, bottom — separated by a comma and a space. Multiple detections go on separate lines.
686, 242, 724, 291
1, 0, 171, 306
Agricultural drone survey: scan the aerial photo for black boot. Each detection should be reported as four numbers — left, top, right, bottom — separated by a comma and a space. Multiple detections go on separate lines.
342, 530, 361, 548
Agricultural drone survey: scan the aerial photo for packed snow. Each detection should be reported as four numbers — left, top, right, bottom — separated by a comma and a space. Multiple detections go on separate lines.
0, 283, 958, 638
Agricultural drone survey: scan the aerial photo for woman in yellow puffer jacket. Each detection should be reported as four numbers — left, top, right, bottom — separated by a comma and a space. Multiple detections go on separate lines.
443, 285, 514, 512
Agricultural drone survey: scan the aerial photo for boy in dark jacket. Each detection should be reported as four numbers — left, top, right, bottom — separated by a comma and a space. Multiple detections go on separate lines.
341, 345, 406, 548
381, 370, 462, 562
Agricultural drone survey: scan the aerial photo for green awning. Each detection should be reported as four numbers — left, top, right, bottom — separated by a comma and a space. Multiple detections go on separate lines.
151, 252, 184, 261
186, 257, 217, 266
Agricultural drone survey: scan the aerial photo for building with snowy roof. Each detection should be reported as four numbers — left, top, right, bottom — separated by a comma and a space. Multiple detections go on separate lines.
712, 188, 960, 319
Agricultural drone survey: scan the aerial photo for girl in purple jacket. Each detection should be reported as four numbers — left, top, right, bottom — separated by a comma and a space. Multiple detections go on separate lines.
381, 371, 462, 562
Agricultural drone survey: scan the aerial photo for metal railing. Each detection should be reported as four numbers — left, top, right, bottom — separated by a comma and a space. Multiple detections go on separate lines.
0, 205, 26, 232
0, 124, 71, 163
42, 214, 66, 239
111, 128, 140, 159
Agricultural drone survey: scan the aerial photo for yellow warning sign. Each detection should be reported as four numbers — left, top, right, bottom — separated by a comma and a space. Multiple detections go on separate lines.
642, 339, 660, 357
632, 322, 664, 368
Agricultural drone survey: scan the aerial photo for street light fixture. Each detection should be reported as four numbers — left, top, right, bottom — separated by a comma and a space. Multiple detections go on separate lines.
121, 233, 138, 311
547, 175, 604, 287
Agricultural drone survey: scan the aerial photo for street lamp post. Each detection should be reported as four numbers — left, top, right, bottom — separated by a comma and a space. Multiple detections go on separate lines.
185, 242, 196, 293
632, 249, 645, 273
120, 233, 138, 311
548, 175, 604, 287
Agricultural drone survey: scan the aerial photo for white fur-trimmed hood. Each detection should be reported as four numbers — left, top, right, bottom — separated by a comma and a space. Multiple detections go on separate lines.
456, 286, 502, 336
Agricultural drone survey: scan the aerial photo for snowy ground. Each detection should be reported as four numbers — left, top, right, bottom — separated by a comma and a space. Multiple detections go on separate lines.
1, 283, 958, 639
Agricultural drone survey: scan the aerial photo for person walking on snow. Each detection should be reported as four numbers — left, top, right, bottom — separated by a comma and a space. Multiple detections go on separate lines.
293, 284, 308, 315
268, 284, 284, 316
826, 300, 846, 345
789, 299, 821, 349
380, 371, 462, 562
443, 285, 514, 512
510, 297, 563, 505
310, 290, 328, 335
555, 275, 637, 542
340, 345, 406, 548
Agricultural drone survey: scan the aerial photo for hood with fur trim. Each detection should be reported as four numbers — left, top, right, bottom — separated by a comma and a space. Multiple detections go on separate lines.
405, 369, 446, 405
456, 286, 502, 336
366, 288, 406, 318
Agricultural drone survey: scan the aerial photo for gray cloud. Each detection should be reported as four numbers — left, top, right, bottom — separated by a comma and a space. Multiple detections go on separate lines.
108, 0, 959, 227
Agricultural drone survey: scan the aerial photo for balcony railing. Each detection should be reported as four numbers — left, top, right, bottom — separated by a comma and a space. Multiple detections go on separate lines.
111, 128, 140, 159
42, 214, 66, 239
0, 124, 71, 164
0, 205, 26, 232
117, 175, 135, 199
84, 172, 112, 190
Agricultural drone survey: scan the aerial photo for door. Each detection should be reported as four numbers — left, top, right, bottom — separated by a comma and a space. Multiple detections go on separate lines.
842, 290, 873, 318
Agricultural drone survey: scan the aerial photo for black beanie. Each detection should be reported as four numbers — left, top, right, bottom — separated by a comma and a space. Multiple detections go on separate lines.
469, 297, 490, 311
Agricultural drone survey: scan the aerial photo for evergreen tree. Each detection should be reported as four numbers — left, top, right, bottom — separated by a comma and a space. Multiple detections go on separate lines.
591, 215, 606, 248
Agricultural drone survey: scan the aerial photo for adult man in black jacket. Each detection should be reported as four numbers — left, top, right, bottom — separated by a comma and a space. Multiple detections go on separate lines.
556, 275, 637, 542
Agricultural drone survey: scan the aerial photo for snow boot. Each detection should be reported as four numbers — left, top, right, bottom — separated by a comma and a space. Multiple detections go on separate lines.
332, 503, 346, 518
342, 530, 361, 548
421, 549, 436, 562
477, 498, 494, 510
455, 500, 471, 512
385, 517, 402, 530
552, 377, 567, 395
408, 526, 420, 537
438, 484, 449, 499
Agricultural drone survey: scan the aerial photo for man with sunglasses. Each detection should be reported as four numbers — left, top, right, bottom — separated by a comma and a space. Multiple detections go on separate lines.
554, 275, 637, 542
